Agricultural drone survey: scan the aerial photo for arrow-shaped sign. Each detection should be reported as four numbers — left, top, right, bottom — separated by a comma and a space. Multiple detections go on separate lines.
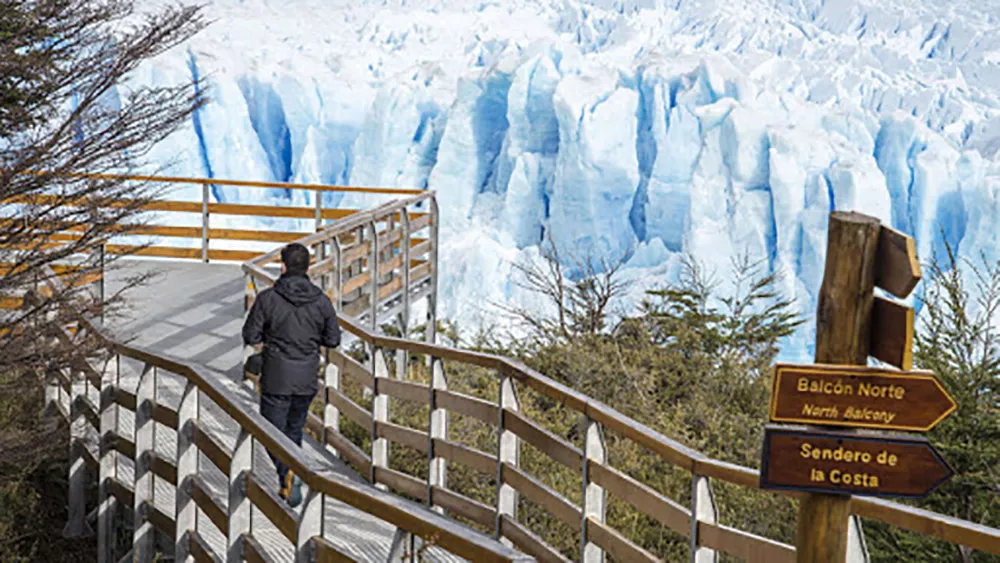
760, 425, 954, 498
875, 225, 922, 298
769, 363, 957, 432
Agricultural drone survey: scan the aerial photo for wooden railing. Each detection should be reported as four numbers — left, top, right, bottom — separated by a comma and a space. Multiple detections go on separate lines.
37, 263, 531, 563
243, 191, 439, 332
242, 206, 1000, 563
10, 172, 424, 264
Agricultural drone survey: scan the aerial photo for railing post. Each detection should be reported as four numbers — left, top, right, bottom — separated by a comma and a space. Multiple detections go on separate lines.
426, 357, 448, 513
369, 220, 379, 329
371, 347, 390, 489
495, 372, 520, 543
689, 474, 718, 563
227, 429, 253, 563
63, 362, 93, 537
175, 382, 200, 561
847, 516, 871, 562
388, 528, 415, 563
400, 209, 411, 332
425, 198, 439, 344
201, 183, 210, 263
332, 238, 343, 313
133, 365, 157, 560
97, 355, 120, 562
295, 489, 325, 562
323, 359, 340, 460
581, 417, 607, 563
315, 191, 323, 232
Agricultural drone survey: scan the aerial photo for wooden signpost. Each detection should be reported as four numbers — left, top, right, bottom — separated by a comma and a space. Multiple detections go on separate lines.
759, 212, 957, 563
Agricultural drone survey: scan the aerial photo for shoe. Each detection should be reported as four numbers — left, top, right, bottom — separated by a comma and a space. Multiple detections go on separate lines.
287, 475, 303, 508
280, 471, 304, 507
279, 471, 293, 501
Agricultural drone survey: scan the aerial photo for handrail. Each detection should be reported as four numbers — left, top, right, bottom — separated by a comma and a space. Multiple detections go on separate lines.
21, 170, 424, 195
245, 191, 435, 268
36, 263, 530, 562
244, 231, 1000, 557
109, 340, 530, 562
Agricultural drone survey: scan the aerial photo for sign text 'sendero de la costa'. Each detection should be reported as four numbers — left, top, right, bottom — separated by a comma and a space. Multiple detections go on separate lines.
760, 426, 954, 498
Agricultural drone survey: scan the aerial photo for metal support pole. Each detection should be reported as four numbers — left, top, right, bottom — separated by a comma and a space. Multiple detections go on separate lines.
689, 474, 719, 563
369, 221, 379, 330
495, 373, 520, 544
323, 360, 340, 459
201, 184, 210, 263
133, 365, 156, 561
64, 360, 93, 537
426, 198, 439, 344
371, 348, 390, 490
227, 430, 253, 563
581, 418, 607, 563
97, 355, 120, 562
426, 357, 448, 513
175, 382, 200, 561
295, 490, 325, 562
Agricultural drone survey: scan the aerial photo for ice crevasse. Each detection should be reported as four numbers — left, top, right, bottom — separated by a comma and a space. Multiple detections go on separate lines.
122, 0, 1000, 361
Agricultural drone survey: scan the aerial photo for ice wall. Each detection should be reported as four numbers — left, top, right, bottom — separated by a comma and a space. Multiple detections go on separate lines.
129, 0, 1000, 359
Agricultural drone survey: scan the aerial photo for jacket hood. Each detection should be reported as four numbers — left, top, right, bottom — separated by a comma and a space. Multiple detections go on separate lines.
274, 274, 324, 307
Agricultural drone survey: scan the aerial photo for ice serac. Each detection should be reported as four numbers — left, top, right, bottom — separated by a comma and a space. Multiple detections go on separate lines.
429, 68, 514, 227
496, 50, 562, 248
547, 67, 640, 270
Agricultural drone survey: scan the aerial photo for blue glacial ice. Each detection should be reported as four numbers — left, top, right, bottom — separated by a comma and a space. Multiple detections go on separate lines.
123, 0, 1000, 360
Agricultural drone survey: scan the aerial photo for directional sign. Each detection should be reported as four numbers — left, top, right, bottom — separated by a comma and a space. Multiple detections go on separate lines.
875, 225, 922, 298
769, 363, 957, 432
869, 296, 914, 370
760, 425, 954, 498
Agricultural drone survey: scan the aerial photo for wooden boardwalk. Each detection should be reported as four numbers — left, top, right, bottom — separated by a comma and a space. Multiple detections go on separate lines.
82, 259, 463, 561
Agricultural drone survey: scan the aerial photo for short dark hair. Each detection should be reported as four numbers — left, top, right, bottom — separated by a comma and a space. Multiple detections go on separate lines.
281, 243, 310, 275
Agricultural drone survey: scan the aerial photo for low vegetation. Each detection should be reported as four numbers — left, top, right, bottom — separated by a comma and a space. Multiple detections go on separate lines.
335, 242, 999, 562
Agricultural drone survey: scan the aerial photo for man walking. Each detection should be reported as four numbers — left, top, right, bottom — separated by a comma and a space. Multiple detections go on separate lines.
242, 243, 340, 507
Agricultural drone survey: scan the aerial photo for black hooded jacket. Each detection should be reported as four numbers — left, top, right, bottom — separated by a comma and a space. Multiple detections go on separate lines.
242, 273, 340, 395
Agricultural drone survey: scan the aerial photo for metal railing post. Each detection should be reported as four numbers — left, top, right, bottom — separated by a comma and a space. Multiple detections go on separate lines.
426, 198, 439, 344
227, 429, 253, 562
64, 359, 93, 537
371, 348, 390, 489
133, 365, 157, 560
369, 220, 379, 329
689, 474, 718, 563
97, 354, 119, 562
175, 381, 200, 560
295, 489, 325, 562
315, 190, 323, 232
332, 238, 343, 312
201, 183, 210, 263
848, 516, 871, 562
426, 357, 448, 513
581, 417, 607, 563
495, 372, 520, 543
323, 360, 340, 460
401, 208, 411, 334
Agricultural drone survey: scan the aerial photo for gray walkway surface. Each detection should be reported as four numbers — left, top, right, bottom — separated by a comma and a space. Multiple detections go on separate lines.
69, 259, 465, 562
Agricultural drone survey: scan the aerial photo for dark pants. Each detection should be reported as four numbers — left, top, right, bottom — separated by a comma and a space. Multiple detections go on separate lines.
259, 393, 313, 485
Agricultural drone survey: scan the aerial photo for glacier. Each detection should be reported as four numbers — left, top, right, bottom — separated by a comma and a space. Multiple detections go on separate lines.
122, 0, 1000, 360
